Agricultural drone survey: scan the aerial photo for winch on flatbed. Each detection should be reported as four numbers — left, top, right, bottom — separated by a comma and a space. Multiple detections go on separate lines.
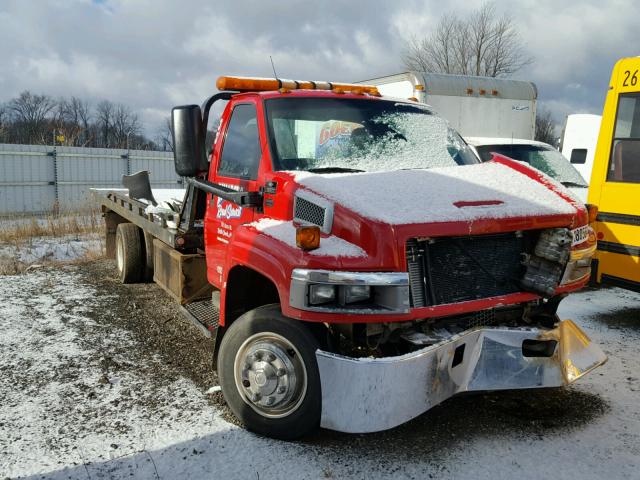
93, 75, 606, 440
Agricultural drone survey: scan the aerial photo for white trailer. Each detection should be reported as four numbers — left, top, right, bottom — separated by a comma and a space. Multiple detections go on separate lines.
560, 113, 602, 183
358, 72, 537, 140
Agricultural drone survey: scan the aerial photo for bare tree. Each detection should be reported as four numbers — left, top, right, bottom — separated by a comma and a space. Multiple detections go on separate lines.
7, 91, 56, 144
156, 117, 174, 152
111, 104, 141, 149
403, 2, 533, 77
96, 100, 114, 147
535, 108, 556, 145
0, 91, 160, 149
0, 105, 8, 143
54, 97, 92, 146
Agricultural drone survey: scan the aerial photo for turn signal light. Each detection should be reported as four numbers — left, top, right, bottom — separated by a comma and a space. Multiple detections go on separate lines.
296, 225, 321, 251
216, 76, 380, 96
586, 204, 598, 224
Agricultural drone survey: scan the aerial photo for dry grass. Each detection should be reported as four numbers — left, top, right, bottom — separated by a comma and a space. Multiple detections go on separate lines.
0, 209, 102, 245
0, 209, 105, 275
0, 255, 25, 275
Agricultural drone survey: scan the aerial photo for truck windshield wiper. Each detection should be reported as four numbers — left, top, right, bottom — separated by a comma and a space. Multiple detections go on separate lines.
560, 181, 587, 188
307, 167, 365, 173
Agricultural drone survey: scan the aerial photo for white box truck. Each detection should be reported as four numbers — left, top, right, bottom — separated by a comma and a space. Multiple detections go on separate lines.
560, 113, 602, 183
358, 72, 537, 140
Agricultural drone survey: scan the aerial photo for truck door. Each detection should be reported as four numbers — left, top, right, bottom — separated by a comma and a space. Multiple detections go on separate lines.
205, 100, 264, 287
590, 59, 640, 291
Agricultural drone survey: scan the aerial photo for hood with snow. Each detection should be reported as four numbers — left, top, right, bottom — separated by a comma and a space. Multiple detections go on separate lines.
291, 160, 579, 226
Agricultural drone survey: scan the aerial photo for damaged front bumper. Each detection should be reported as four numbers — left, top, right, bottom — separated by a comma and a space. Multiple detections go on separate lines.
317, 320, 607, 433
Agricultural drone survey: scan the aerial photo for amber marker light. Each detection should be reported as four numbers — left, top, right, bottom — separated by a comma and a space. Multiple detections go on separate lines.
296, 226, 321, 251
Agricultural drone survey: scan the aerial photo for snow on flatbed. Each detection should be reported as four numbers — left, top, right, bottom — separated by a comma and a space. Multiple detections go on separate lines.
1, 262, 640, 479
91, 187, 185, 206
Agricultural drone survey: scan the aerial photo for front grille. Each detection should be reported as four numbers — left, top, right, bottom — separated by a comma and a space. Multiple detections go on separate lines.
294, 196, 326, 228
407, 232, 533, 307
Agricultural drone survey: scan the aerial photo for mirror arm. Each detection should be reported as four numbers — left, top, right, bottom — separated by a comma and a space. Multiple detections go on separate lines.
187, 177, 263, 207
201, 92, 234, 136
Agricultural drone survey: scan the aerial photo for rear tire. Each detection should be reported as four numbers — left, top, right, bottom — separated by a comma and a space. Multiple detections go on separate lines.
142, 231, 154, 282
218, 304, 322, 440
115, 223, 144, 284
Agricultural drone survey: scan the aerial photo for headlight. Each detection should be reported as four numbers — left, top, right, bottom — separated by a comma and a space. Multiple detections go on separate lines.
309, 284, 336, 305
560, 228, 597, 285
343, 285, 371, 304
290, 269, 410, 314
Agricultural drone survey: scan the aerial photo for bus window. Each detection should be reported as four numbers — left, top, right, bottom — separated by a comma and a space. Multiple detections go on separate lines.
607, 93, 640, 183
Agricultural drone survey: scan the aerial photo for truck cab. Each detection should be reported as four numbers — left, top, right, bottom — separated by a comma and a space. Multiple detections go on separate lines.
100, 76, 606, 440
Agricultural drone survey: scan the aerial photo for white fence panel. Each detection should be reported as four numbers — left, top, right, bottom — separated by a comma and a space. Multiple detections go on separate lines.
0, 143, 181, 215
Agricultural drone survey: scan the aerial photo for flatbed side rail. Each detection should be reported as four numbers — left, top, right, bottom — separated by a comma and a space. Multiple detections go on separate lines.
93, 189, 180, 248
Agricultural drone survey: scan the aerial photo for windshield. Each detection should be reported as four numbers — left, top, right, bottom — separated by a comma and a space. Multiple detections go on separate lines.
475, 144, 588, 187
264, 97, 479, 172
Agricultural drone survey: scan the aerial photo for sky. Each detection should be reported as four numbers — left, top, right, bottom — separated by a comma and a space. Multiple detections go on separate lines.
0, 0, 638, 138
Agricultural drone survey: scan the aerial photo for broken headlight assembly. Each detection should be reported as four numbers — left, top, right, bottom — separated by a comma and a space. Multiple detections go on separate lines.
520, 226, 596, 297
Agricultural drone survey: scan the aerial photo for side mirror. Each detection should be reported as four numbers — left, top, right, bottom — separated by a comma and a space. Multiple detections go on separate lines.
171, 105, 207, 177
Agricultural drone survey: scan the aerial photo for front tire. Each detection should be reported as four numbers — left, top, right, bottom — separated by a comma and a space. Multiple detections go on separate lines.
218, 305, 322, 440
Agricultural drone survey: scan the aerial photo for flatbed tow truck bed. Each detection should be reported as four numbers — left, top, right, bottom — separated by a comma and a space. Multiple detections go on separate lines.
92, 184, 219, 338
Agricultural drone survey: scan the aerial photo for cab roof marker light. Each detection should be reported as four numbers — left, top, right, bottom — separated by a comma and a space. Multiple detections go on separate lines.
216, 76, 380, 95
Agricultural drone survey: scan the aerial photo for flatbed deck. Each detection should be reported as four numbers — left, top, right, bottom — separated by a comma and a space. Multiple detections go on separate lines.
92, 188, 184, 248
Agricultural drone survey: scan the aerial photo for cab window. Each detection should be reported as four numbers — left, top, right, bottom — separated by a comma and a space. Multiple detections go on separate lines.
218, 104, 261, 180
608, 93, 640, 183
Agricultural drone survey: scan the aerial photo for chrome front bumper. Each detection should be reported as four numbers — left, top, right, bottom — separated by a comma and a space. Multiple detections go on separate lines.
317, 320, 607, 433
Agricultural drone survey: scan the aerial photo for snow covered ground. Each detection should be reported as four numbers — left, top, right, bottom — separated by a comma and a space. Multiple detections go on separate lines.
1, 261, 639, 479
0, 234, 103, 264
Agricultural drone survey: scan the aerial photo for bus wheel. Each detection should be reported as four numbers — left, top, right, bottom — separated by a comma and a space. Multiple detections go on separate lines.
115, 223, 143, 284
218, 304, 321, 440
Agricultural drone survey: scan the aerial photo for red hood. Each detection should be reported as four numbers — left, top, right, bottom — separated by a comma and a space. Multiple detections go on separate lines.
290, 158, 582, 229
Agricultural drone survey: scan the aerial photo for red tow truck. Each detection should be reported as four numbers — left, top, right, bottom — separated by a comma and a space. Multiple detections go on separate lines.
94, 76, 606, 439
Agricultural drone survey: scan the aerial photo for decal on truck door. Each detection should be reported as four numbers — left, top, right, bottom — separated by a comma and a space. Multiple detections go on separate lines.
216, 197, 242, 220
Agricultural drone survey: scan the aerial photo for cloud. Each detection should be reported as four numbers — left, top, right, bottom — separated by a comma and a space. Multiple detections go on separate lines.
0, 0, 636, 135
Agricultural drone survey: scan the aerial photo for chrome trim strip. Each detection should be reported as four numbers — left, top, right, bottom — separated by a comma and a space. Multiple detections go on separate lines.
290, 269, 410, 314
291, 269, 409, 286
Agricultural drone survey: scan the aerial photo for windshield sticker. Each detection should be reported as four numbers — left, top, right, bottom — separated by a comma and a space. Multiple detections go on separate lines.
316, 121, 361, 158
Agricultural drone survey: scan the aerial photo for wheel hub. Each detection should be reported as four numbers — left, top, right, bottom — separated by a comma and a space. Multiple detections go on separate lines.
234, 334, 307, 418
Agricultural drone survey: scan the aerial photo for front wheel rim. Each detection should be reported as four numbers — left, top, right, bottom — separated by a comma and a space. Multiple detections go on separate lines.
233, 332, 308, 418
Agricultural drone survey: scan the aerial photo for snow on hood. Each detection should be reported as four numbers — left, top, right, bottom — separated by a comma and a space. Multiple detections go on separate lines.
292, 162, 576, 225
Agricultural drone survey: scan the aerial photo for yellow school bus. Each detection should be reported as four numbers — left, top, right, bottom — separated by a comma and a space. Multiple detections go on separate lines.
588, 56, 640, 292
